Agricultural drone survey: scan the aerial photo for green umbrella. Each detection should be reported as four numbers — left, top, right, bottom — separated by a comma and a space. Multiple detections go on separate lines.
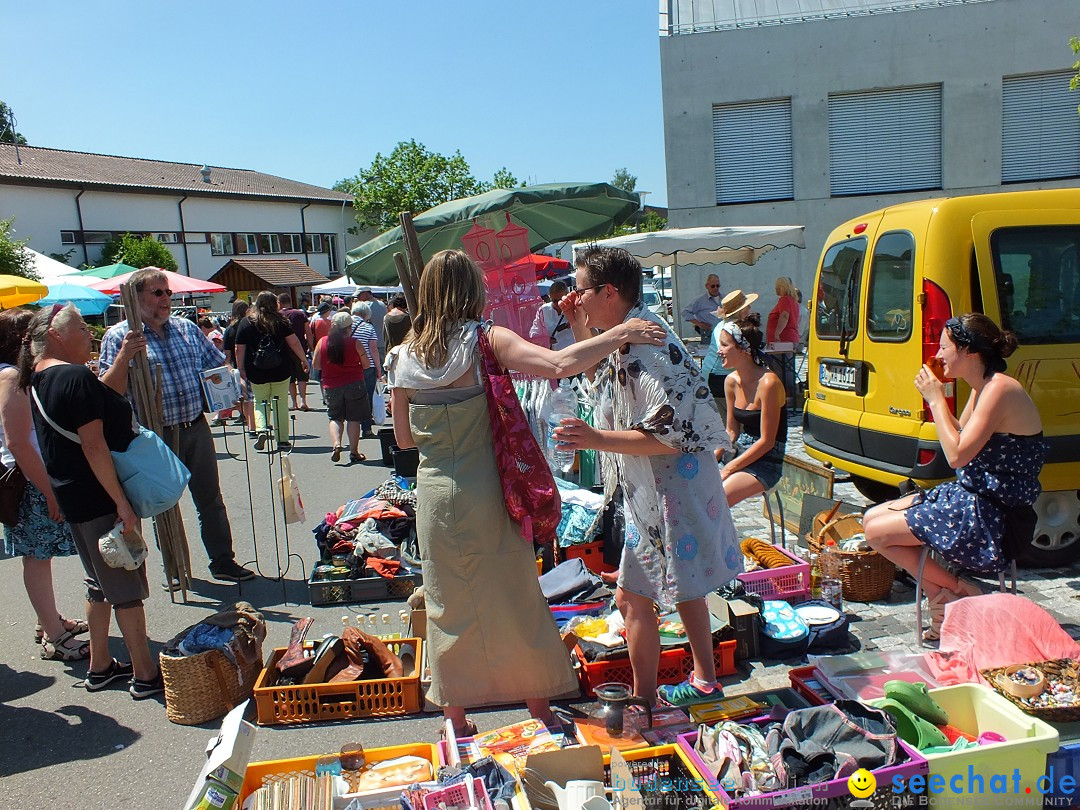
79, 262, 140, 279
345, 182, 640, 285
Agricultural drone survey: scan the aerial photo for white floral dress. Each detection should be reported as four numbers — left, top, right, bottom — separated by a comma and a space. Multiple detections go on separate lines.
593, 305, 741, 610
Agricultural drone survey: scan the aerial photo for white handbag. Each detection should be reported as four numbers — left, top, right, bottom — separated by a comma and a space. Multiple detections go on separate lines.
371, 381, 388, 426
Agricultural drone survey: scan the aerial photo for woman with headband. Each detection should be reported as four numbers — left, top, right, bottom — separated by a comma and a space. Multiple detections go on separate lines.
865, 313, 1046, 642
714, 313, 788, 507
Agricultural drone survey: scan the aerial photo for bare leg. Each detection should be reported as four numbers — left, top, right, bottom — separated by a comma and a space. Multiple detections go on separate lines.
22, 557, 65, 641
86, 600, 113, 673
443, 706, 471, 736
298, 381, 309, 409
676, 597, 716, 684
616, 586, 661, 704
723, 471, 766, 509
346, 422, 362, 457
864, 496, 961, 592
114, 604, 156, 681
328, 419, 344, 450
243, 399, 255, 431
289, 380, 299, 410
527, 698, 553, 725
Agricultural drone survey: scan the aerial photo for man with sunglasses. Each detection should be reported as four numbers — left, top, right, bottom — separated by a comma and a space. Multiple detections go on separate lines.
681, 274, 723, 339
99, 268, 255, 584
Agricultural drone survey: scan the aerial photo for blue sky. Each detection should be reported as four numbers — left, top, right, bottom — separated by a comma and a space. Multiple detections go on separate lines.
3, 1, 668, 205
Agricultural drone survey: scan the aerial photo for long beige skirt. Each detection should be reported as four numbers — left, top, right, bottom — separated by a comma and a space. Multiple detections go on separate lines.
409, 393, 577, 708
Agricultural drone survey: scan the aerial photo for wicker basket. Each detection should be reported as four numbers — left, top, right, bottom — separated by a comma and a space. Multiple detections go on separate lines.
807, 511, 896, 603
161, 647, 263, 725
981, 659, 1080, 723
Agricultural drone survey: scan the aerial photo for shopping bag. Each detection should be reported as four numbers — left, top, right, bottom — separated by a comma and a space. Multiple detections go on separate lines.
371, 381, 387, 426
279, 457, 306, 524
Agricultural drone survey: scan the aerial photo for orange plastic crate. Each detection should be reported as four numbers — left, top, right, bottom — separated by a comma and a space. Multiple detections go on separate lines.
561, 540, 617, 575
577, 639, 737, 697
239, 742, 439, 805
253, 638, 422, 726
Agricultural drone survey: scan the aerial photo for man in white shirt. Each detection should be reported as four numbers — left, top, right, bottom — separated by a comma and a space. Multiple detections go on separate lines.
681, 274, 723, 339
529, 281, 574, 350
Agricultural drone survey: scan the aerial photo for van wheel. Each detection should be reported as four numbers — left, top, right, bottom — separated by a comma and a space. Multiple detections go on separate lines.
850, 476, 900, 504
1017, 491, 1080, 568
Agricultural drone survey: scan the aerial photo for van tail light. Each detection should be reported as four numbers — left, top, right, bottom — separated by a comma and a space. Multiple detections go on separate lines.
917, 448, 937, 466
921, 279, 956, 421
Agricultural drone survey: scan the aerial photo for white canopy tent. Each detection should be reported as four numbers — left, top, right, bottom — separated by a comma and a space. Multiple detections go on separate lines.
26, 248, 88, 283
311, 278, 402, 297
576, 225, 805, 336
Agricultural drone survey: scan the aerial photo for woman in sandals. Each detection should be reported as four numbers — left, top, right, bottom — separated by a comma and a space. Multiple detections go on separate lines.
0, 309, 87, 661
865, 314, 1046, 642
388, 249, 666, 737
312, 311, 371, 464
20, 304, 163, 698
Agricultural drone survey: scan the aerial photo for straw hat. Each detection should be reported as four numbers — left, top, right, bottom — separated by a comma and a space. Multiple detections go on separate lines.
715, 289, 759, 320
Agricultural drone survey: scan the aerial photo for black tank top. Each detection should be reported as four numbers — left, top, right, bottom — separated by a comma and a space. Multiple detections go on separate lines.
733, 404, 788, 448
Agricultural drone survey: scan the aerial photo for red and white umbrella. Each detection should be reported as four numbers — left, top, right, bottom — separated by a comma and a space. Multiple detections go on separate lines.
87, 267, 226, 295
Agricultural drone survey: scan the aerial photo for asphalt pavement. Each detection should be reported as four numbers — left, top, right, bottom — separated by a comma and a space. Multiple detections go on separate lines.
2, 405, 1079, 809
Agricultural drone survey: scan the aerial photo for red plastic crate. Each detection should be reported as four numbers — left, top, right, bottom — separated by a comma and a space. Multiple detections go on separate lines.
788, 665, 836, 706
576, 639, 737, 697
561, 540, 617, 575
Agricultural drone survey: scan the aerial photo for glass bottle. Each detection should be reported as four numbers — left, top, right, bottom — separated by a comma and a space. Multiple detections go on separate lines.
809, 553, 822, 599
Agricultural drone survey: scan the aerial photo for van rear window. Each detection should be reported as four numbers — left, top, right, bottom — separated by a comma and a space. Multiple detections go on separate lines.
991, 226, 1080, 345
867, 231, 915, 341
816, 238, 866, 340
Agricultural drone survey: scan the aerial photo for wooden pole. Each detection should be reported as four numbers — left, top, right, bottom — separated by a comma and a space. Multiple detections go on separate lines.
394, 253, 418, 317
118, 283, 193, 600
399, 211, 424, 292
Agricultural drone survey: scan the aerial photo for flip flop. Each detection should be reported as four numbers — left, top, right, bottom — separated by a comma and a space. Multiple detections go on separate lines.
883, 680, 948, 726
876, 698, 949, 751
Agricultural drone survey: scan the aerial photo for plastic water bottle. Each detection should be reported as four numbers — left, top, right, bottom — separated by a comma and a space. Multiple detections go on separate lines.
547, 379, 577, 474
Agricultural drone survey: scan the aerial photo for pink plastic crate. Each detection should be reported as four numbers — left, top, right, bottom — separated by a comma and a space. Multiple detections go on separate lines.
677, 728, 927, 808
422, 775, 493, 810
736, 546, 810, 602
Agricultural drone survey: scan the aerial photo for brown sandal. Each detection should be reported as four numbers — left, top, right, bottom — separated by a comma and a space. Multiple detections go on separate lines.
41, 630, 91, 661
349, 452, 366, 463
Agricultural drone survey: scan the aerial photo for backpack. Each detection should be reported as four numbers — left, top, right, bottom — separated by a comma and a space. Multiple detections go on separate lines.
475, 325, 561, 545
252, 331, 284, 370
795, 600, 851, 653
758, 600, 810, 659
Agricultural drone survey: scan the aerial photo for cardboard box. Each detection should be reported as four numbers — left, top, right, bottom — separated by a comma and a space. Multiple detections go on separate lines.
184, 701, 256, 810
201, 366, 241, 413
708, 594, 759, 661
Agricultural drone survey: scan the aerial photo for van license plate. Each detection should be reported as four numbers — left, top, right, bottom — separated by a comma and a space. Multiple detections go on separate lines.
819, 363, 857, 391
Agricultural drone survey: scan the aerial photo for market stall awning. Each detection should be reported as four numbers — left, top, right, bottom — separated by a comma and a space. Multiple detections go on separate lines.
579, 225, 805, 267
208, 258, 329, 292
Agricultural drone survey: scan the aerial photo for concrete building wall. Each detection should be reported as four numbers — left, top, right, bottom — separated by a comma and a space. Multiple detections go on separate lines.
0, 183, 351, 279
660, 0, 1080, 328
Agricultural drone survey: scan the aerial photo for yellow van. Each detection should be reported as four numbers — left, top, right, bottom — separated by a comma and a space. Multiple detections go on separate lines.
804, 188, 1080, 566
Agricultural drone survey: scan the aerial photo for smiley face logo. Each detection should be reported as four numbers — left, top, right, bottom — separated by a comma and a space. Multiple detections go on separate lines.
848, 768, 876, 798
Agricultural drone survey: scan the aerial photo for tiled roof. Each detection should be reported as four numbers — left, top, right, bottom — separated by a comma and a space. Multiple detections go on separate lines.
210, 258, 329, 289
0, 144, 351, 203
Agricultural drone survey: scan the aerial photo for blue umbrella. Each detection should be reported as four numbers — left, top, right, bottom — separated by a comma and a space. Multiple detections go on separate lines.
38, 283, 115, 316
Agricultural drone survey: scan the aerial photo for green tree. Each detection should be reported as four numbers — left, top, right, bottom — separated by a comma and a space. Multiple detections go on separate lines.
100, 232, 179, 272
490, 167, 523, 190
611, 168, 637, 194
0, 218, 37, 279
335, 140, 492, 232
0, 101, 27, 145
1071, 37, 1080, 114
49, 248, 76, 265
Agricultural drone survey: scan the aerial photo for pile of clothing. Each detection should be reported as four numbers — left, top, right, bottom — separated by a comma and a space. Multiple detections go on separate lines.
164, 601, 266, 671
693, 701, 901, 798
312, 477, 421, 580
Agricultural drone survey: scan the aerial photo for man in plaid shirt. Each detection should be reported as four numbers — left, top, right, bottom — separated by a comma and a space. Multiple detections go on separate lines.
99, 268, 255, 584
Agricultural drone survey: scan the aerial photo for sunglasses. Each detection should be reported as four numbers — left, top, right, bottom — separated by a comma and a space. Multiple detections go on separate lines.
143, 288, 173, 298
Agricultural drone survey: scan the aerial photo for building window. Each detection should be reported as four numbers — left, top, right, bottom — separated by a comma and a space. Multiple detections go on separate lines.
60, 231, 77, 244
305, 234, 324, 253
1003, 72, 1080, 183
83, 231, 112, 244
712, 98, 793, 204
282, 234, 303, 253
236, 233, 258, 254
259, 233, 281, 254
210, 233, 235, 256
828, 85, 942, 196
155, 232, 179, 243
184, 232, 208, 244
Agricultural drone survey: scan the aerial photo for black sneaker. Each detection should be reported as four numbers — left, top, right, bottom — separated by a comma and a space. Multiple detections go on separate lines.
130, 671, 165, 700
253, 432, 268, 451
210, 560, 257, 583
84, 659, 135, 691
277, 440, 292, 450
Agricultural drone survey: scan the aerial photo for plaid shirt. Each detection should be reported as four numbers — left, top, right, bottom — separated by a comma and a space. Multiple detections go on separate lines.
99, 316, 226, 426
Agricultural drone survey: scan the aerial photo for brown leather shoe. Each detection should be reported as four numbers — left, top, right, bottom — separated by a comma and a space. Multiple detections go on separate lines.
302, 636, 345, 685
276, 617, 315, 678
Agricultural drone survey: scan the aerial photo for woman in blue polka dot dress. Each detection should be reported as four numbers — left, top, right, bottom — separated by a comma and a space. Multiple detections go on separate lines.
865, 314, 1046, 642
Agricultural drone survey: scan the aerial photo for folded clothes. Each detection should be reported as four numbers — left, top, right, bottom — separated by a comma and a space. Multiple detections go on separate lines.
178, 624, 236, 660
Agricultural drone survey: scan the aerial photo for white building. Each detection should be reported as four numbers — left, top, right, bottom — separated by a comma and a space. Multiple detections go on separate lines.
0, 143, 357, 279
660, 0, 1080, 310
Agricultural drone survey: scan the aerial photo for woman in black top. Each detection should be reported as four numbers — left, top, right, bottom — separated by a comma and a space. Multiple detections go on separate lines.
235, 292, 308, 451
20, 303, 163, 698
221, 300, 254, 434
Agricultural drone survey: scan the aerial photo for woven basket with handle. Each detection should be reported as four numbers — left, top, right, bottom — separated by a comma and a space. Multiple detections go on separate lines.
806, 508, 896, 603
981, 659, 1080, 723
161, 646, 263, 726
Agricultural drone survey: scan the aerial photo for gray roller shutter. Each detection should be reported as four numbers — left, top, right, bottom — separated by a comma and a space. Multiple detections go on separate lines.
829, 85, 942, 196
1002, 71, 1080, 183
713, 98, 793, 204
